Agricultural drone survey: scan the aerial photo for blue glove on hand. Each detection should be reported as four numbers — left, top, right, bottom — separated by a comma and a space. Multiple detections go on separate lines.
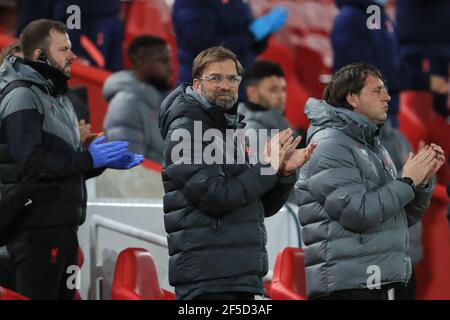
270, 6, 288, 33
88, 136, 129, 168
249, 6, 288, 41
108, 152, 145, 170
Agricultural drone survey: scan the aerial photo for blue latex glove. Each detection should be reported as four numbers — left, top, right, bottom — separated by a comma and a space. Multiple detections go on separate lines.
108, 152, 144, 170
271, 6, 288, 33
248, 6, 289, 41
88, 136, 129, 168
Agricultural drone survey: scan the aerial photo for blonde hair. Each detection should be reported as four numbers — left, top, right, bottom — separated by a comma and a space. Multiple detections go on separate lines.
0, 40, 21, 64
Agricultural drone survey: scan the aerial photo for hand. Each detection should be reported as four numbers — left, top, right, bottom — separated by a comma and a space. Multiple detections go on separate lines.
108, 152, 144, 170
279, 140, 317, 176
79, 119, 90, 145
402, 144, 445, 185
248, 6, 288, 41
84, 132, 104, 148
423, 143, 446, 183
430, 75, 448, 94
87, 136, 129, 168
263, 128, 292, 172
79, 119, 103, 149
270, 6, 289, 33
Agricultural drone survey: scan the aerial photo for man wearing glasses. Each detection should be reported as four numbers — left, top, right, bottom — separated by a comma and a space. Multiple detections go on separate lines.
159, 46, 315, 300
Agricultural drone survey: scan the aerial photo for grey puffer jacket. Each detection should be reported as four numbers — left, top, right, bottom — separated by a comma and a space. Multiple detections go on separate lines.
295, 98, 434, 299
103, 70, 170, 162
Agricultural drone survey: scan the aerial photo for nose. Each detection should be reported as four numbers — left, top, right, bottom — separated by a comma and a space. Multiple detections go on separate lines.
218, 79, 232, 90
68, 50, 77, 62
381, 87, 390, 102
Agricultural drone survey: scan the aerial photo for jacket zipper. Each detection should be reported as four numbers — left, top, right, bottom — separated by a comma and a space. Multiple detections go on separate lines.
213, 218, 221, 231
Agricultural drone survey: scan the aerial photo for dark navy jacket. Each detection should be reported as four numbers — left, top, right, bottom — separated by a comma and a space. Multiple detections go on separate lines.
172, 0, 267, 85
396, 0, 450, 60
332, 0, 401, 125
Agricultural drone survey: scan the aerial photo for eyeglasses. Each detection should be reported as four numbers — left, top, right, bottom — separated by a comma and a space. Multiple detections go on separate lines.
197, 74, 242, 86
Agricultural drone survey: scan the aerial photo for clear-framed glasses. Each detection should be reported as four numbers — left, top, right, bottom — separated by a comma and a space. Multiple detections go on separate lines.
197, 74, 242, 86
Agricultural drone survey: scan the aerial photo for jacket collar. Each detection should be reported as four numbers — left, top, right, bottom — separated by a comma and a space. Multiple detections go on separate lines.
22, 59, 69, 95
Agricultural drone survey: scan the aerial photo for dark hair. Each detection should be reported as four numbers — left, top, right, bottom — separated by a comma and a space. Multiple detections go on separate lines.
128, 35, 167, 64
323, 63, 384, 109
244, 60, 285, 88
19, 19, 68, 60
192, 46, 244, 79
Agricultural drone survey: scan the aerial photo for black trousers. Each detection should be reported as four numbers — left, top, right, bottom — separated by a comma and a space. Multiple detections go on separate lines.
394, 268, 417, 300
7, 227, 79, 300
192, 292, 255, 300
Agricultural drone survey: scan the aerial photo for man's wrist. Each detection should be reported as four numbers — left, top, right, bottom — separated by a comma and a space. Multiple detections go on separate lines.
397, 176, 416, 189
418, 179, 430, 188
278, 169, 294, 177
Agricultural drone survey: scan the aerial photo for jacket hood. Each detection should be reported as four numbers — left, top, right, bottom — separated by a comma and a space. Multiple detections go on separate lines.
103, 70, 169, 106
0, 56, 55, 93
304, 98, 380, 145
159, 84, 191, 139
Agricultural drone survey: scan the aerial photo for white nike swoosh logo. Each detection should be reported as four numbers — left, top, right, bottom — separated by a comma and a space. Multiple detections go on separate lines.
24, 199, 33, 207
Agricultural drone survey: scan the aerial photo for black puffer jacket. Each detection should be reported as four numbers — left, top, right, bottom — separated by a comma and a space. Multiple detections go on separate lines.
159, 85, 296, 300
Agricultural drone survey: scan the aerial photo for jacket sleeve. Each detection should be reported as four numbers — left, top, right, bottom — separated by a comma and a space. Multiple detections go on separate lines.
164, 121, 278, 218
307, 141, 415, 233
2, 88, 94, 178
172, 1, 258, 57
103, 93, 147, 156
404, 179, 435, 226
260, 174, 297, 217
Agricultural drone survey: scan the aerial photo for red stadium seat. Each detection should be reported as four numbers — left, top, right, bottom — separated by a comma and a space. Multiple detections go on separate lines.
398, 104, 427, 152
416, 184, 450, 299
270, 247, 307, 300
68, 63, 111, 133
112, 248, 175, 300
400, 91, 450, 183
0, 287, 30, 300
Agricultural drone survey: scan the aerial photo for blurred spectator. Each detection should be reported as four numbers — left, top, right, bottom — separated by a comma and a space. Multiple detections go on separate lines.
238, 60, 300, 159
396, 0, 450, 119
332, 0, 399, 127
103, 35, 173, 163
172, 0, 287, 99
16, 0, 124, 71
238, 60, 304, 205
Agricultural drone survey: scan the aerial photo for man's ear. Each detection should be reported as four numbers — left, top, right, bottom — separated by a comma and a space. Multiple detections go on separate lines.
346, 93, 358, 109
32, 49, 42, 62
193, 78, 201, 92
